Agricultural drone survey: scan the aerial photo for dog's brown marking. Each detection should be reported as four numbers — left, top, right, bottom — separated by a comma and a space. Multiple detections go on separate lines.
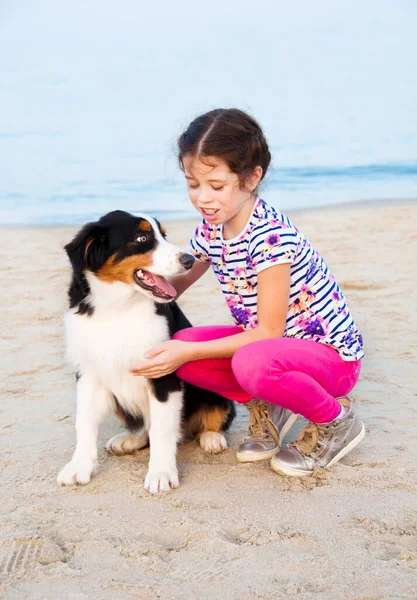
113, 404, 127, 425
138, 220, 152, 232
186, 405, 230, 434
84, 237, 94, 260
159, 224, 166, 236
96, 253, 154, 284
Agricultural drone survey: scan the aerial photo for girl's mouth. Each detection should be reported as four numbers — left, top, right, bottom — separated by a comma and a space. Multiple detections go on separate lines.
201, 208, 220, 218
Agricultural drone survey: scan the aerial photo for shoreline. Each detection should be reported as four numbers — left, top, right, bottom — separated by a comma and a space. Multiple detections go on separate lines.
1, 195, 416, 230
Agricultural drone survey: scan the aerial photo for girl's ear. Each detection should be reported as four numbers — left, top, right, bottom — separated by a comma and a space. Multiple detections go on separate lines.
248, 166, 263, 192
64, 222, 108, 272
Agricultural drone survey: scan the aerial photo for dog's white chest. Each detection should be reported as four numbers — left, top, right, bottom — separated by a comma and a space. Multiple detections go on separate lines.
65, 300, 169, 407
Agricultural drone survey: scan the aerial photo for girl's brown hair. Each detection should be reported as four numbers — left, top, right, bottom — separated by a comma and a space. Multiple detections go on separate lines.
177, 108, 271, 191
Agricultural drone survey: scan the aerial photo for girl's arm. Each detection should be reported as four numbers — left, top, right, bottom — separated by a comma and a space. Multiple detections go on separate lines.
169, 260, 210, 298
190, 263, 290, 358
132, 263, 290, 378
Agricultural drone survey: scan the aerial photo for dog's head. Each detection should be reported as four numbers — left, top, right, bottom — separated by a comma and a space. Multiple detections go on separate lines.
65, 210, 194, 303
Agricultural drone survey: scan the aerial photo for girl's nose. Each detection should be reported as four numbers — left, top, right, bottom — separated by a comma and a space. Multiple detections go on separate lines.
197, 190, 212, 205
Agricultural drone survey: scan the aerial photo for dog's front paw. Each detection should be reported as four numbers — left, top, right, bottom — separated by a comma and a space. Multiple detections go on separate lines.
144, 468, 179, 494
200, 431, 228, 454
57, 457, 96, 486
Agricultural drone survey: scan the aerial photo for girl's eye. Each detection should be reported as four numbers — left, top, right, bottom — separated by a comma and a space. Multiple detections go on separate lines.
188, 183, 199, 189
212, 186, 224, 191
137, 235, 147, 243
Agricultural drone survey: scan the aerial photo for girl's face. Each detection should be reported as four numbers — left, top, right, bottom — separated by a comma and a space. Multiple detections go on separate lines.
183, 156, 261, 226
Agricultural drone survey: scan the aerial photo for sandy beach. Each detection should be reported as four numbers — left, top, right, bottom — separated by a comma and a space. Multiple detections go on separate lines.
1, 201, 417, 599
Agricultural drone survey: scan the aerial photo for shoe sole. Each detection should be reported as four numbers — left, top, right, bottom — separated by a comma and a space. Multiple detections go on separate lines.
270, 422, 366, 477
236, 413, 299, 463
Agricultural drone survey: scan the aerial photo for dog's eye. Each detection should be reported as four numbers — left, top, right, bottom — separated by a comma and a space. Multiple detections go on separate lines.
136, 235, 147, 243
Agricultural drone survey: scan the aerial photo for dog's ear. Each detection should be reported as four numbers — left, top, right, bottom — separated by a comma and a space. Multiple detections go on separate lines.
65, 222, 108, 272
153, 217, 167, 239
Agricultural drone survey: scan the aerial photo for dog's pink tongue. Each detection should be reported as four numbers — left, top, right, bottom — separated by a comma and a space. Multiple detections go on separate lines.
150, 274, 177, 298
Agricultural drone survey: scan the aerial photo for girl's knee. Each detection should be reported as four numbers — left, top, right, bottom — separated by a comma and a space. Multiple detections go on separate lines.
232, 345, 264, 395
175, 361, 195, 383
232, 340, 288, 397
173, 328, 198, 342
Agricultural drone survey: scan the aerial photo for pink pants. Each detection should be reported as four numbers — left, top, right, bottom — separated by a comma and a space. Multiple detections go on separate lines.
174, 326, 361, 423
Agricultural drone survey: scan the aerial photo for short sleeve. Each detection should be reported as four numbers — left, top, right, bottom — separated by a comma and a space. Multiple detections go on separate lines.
188, 223, 211, 263
249, 226, 299, 274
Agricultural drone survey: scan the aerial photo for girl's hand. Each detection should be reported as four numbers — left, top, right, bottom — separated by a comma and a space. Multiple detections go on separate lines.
130, 340, 193, 379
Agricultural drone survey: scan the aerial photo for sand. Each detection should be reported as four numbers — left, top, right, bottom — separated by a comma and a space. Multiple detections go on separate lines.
1, 201, 417, 599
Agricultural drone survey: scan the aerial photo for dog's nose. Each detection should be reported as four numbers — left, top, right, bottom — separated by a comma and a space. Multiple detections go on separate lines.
179, 253, 195, 271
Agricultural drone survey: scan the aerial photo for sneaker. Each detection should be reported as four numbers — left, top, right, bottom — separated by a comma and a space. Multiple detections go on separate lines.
270, 396, 365, 477
237, 400, 298, 463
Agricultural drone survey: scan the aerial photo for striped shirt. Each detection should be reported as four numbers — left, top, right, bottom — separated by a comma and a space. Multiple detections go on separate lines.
189, 198, 364, 361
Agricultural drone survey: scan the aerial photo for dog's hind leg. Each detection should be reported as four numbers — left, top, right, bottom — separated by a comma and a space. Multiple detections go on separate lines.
182, 384, 236, 454
106, 430, 149, 456
106, 409, 149, 456
57, 374, 112, 485
191, 406, 232, 454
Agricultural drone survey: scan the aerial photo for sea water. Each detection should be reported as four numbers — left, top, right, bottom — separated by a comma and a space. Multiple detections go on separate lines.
1, 0, 416, 225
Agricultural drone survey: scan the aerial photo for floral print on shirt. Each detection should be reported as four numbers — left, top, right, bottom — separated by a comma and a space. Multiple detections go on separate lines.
189, 199, 364, 361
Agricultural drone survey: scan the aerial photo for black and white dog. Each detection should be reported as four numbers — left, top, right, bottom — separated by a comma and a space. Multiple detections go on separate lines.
57, 210, 235, 494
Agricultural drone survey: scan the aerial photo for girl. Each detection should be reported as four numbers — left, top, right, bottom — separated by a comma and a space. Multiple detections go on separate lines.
132, 108, 365, 477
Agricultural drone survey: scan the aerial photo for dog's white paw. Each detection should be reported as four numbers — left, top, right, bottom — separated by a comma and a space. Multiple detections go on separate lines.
106, 431, 149, 456
57, 457, 96, 486
200, 431, 228, 454
144, 468, 179, 494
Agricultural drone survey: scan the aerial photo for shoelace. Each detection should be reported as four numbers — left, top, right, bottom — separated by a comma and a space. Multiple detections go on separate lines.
289, 422, 330, 456
245, 402, 280, 444
290, 397, 351, 456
